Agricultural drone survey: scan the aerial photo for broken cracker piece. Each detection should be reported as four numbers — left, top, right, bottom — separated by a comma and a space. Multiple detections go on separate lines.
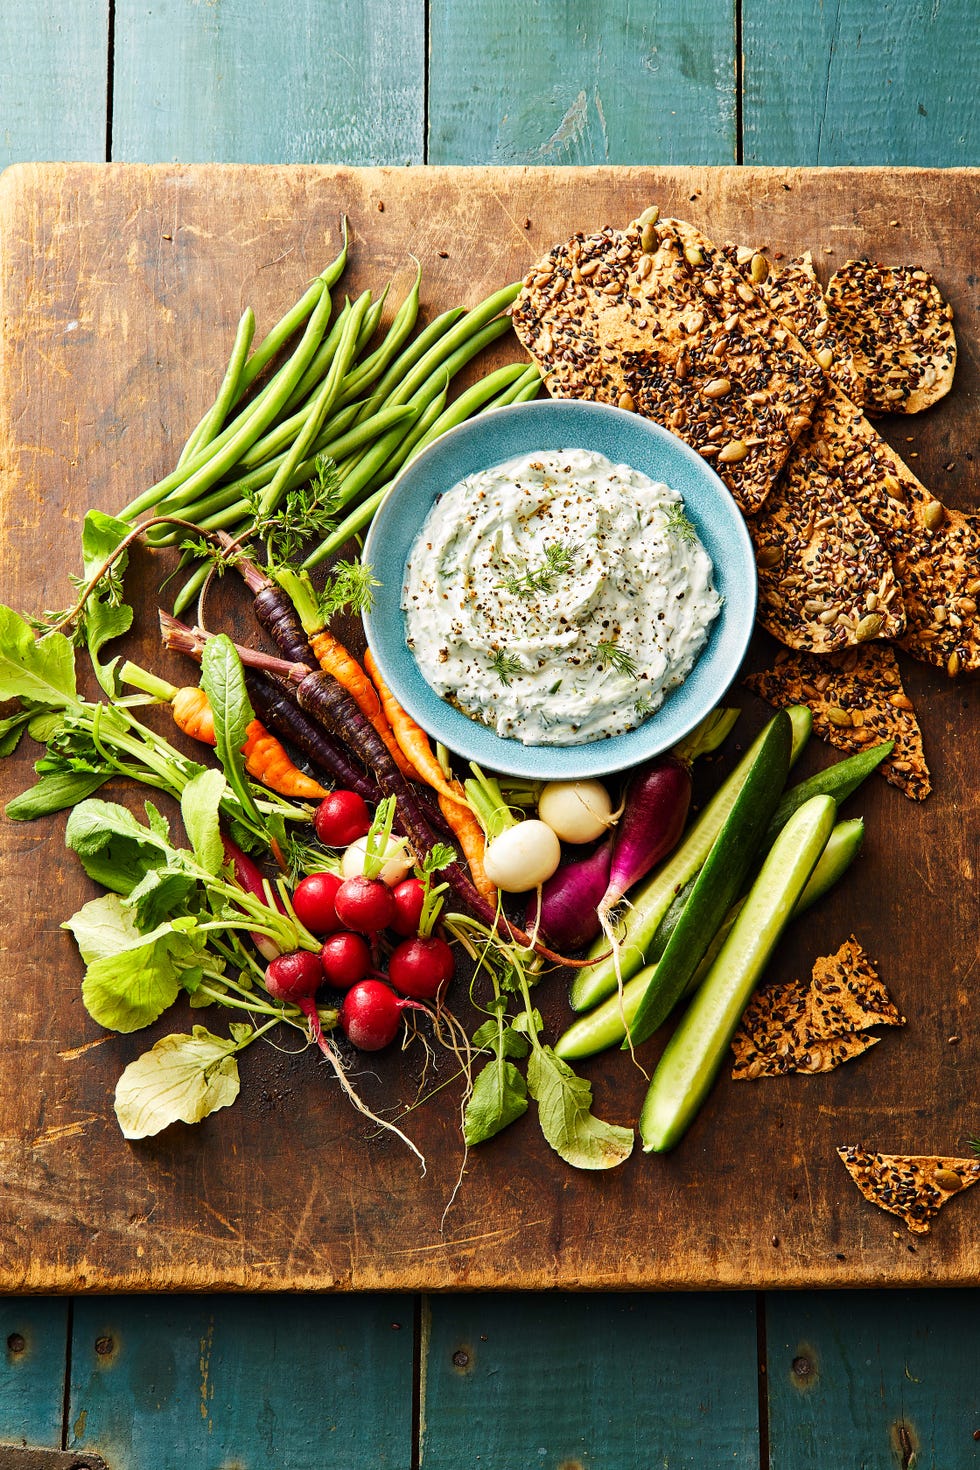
744, 643, 930, 800
837, 1147, 980, 1234
825, 259, 956, 416
806, 936, 905, 1040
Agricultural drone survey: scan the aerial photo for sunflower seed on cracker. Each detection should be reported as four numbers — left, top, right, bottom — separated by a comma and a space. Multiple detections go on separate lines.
825, 258, 956, 416
744, 642, 930, 799
837, 1147, 980, 1234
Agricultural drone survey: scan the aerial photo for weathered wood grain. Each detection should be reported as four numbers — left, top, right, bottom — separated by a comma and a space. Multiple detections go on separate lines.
743, 0, 980, 164
765, 1289, 980, 1468
0, 1300, 69, 1448
111, 0, 425, 164
67, 1294, 414, 1467
0, 163, 977, 1294
427, 0, 737, 164
0, 0, 107, 169
421, 1292, 760, 1465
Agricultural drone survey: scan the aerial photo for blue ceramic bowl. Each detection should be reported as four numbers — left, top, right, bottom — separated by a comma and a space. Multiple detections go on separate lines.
362, 400, 756, 779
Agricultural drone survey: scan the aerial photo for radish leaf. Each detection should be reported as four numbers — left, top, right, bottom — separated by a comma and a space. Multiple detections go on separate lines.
200, 635, 262, 827
78, 912, 209, 1033
79, 511, 133, 694
114, 1026, 242, 1139
526, 1046, 633, 1170
180, 768, 226, 875
463, 1058, 528, 1145
0, 605, 78, 706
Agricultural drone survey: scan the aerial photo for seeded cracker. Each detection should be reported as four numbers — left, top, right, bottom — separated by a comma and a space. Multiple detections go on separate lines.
510, 216, 824, 514
739, 249, 866, 407
731, 937, 902, 1080
745, 643, 929, 799
805, 937, 905, 1039
800, 381, 980, 676
836, 1148, 980, 1234
731, 977, 881, 1079
825, 259, 956, 416
747, 450, 905, 653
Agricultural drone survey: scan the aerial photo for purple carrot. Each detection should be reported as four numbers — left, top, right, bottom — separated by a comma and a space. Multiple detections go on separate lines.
243, 667, 380, 803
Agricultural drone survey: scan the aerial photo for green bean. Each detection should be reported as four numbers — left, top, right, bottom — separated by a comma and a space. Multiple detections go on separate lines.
234, 223, 348, 397
141, 280, 337, 517
257, 292, 373, 517
406, 361, 528, 459
148, 403, 418, 545
336, 264, 422, 405
373, 282, 521, 415
351, 307, 467, 424
367, 381, 450, 488
120, 278, 334, 521
176, 307, 256, 468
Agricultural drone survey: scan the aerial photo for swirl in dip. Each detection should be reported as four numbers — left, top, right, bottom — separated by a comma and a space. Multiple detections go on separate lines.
401, 447, 722, 745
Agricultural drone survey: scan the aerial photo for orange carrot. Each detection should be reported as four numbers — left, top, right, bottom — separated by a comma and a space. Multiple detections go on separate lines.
170, 685, 327, 800
363, 648, 459, 801
310, 628, 418, 779
363, 649, 499, 905
438, 791, 498, 907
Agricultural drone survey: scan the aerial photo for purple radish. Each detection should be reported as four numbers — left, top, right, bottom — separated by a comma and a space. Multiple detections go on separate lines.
526, 838, 613, 952
596, 754, 692, 961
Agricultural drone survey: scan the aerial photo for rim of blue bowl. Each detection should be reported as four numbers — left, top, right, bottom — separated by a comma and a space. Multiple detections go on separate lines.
362, 399, 757, 779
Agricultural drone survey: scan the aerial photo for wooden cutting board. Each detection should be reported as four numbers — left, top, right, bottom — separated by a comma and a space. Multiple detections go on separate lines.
0, 163, 977, 1292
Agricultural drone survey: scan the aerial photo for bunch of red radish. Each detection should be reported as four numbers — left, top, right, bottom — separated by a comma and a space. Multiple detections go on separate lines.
264, 789, 454, 1053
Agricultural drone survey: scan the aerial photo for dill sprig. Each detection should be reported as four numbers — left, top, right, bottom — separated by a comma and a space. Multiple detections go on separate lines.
252, 455, 343, 566
663, 501, 698, 546
594, 641, 638, 677
497, 541, 580, 598
489, 649, 523, 685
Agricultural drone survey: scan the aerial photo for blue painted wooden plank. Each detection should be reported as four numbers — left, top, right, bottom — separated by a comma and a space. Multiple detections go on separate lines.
110, 0, 425, 165
427, 0, 737, 165
766, 1288, 980, 1467
67, 1295, 414, 1468
0, 1, 107, 169
0, 1298, 70, 1449
743, 0, 980, 165
420, 1292, 759, 1466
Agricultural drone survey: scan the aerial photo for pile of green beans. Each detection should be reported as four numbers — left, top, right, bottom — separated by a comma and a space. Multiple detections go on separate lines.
119, 227, 541, 611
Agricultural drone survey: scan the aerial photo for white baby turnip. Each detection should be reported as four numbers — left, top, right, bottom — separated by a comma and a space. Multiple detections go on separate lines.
537, 779, 616, 844
482, 819, 561, 893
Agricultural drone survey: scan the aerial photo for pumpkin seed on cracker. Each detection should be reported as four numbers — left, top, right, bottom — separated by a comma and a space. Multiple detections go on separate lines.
837, 1147, 980, 1234
742, 249, 866, 407
825, 258, 956, 416
744, 642, 931, 800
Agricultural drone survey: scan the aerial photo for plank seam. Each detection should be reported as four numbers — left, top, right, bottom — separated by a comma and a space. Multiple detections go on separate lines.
756, 1292, 770, 1470
735, 0, 744, 164
60, 1297, 75, 1451
105, 0, 116, 161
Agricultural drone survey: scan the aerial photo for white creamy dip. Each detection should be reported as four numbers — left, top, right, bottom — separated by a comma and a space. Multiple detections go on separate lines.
401, 448, 722, 745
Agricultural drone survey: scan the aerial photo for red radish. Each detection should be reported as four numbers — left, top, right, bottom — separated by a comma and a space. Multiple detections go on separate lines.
339, 979, 425, 1051
389, 878, 426, 937
526, 837, 613, 952
319, 931, 372, 990
291, 871, 343, 935
221, 833, 285, 962
265, 951, 331, 1053
314, 790, 372, 848
388, 935, 455, 1000
596, 753, 692, 949
334, 875, 396, 933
